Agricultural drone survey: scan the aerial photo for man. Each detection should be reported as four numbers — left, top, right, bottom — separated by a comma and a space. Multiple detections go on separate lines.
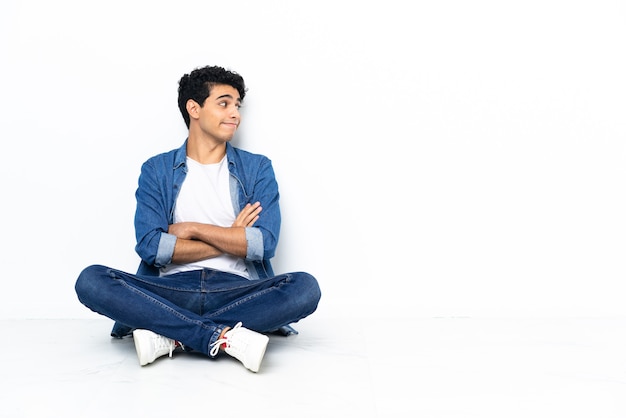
75, 65, 321, 373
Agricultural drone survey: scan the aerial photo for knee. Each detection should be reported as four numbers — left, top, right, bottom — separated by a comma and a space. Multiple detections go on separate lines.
293, 272, 322, 310
75, 264, 110, 303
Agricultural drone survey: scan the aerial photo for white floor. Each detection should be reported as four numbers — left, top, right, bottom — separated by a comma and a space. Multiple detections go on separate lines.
2, 316, 625, 418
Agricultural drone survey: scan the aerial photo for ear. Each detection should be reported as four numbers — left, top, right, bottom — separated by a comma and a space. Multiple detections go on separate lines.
186, 99, 200, 121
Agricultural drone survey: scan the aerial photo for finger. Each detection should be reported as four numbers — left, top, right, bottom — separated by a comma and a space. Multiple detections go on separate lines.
241, 205, 262, 218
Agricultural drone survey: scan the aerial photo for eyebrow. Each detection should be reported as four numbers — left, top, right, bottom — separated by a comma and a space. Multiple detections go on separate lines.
215, 94, 241, 103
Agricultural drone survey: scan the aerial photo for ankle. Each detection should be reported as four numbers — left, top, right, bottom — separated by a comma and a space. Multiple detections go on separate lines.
219, 327, 231, 350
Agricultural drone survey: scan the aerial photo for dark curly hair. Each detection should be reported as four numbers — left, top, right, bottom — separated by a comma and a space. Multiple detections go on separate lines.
177, 65, 247, 128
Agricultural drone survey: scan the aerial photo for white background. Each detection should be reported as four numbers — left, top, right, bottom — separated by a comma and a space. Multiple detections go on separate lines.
1, 0, 624, 320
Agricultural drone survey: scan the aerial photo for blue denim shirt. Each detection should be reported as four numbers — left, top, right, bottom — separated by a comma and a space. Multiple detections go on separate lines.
133, 140, 280, 280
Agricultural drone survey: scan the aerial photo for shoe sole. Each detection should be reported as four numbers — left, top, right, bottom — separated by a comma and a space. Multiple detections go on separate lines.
132, 329, 153, 366
244, 334, 269, 373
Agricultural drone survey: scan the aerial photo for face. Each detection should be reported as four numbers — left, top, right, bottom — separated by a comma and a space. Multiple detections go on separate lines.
187, 84, 242, 143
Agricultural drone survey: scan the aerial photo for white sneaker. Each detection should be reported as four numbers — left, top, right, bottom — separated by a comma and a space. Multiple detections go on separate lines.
210, 322, 269, 372
133, 329, 177, 366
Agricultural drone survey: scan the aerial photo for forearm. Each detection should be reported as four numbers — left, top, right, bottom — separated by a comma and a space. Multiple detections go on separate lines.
170, 238, 223, 264
171, 222, 249, 259
193, 223, 248, 257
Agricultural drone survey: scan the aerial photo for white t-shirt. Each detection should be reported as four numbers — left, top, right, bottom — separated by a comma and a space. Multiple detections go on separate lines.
160, 156, 249, 278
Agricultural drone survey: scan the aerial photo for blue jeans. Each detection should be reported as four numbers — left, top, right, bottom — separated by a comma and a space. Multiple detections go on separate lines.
75, 265, 321, 356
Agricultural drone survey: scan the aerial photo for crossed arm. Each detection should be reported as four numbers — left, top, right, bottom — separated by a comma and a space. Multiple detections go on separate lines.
167, 202, 262, 264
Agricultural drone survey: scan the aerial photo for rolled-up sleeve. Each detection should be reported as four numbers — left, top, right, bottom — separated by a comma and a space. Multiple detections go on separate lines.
155, 232, 177, 267
245, 227, 264, 260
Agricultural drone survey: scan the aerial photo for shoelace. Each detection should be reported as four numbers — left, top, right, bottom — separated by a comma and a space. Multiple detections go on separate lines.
209, 322, 243, 356
155, 335, 178, 358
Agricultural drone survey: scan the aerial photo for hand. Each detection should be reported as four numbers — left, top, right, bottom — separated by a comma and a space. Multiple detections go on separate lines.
232, 202, 262, 228
168, 222, 196, 240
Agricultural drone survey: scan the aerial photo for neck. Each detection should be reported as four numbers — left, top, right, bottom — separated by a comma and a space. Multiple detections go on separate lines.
186, 134, 227, 164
